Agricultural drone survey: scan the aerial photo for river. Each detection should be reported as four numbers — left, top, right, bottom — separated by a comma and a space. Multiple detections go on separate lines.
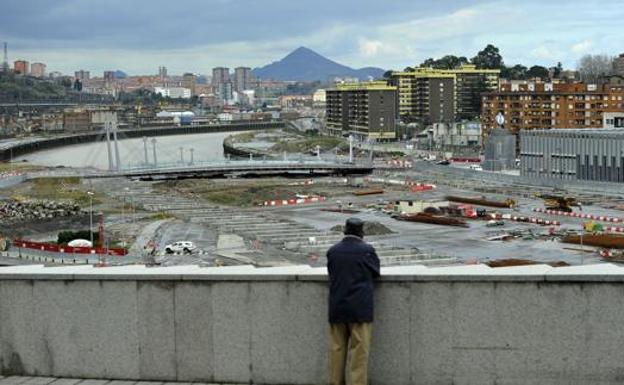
16, 131, 238, 169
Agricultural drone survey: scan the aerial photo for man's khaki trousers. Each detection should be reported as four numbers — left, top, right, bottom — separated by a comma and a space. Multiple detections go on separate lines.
329, 322, 373, 385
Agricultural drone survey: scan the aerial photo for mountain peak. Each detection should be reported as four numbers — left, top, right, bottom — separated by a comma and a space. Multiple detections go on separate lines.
253, 47, 385, 82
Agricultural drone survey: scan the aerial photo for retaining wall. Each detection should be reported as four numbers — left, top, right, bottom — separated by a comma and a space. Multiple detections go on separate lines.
2, 264, 624, 384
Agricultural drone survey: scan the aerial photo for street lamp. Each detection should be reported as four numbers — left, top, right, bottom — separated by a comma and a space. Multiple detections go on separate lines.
87, 191, 95, 245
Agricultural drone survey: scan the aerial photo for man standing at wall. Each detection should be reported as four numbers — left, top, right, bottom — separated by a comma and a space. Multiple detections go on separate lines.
327, 217, 381, 385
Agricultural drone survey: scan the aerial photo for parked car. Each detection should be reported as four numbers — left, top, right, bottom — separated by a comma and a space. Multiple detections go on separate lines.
164, 241, 197, 254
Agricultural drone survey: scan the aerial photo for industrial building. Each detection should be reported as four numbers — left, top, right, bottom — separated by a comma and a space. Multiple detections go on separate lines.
390, 64, 499, 123
481, 81, 624, 136
520, 128, 624, 182
325, 81, 397, 140
154, 87, 191, 99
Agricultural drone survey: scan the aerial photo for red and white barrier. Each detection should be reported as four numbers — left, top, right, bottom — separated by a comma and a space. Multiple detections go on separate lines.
533, 208, 624, 223
502, 214, 560, 226
261, 196, 327, 207
14, 239, 127, 256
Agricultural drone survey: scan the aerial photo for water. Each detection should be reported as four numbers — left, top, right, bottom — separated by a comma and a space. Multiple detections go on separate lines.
16, 131, 238, 169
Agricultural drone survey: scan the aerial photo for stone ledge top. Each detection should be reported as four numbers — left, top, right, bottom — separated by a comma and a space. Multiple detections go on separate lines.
1, 262, 624, 282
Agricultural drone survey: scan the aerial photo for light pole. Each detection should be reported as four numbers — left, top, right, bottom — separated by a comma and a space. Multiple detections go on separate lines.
348, 135, 354, 163
189, 148, 194, 165
179, 146, 184, 164
151, 138, 158, 166
142, 136, 149, 166
87, 191, 94, 245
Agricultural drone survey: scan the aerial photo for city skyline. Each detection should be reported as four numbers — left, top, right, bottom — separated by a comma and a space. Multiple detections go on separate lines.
1, 0, 623, 75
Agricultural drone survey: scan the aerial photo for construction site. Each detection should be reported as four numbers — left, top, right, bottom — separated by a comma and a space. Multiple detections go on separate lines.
3, 126, 624, 268
5, 163, 617, 268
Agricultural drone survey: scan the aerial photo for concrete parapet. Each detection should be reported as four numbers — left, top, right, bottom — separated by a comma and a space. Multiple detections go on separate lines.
3, 263, 624, 384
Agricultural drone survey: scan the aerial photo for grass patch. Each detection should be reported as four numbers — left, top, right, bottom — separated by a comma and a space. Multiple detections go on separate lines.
0, 162, 45, 173
25, 177, 102, 206
271, 137, 344, 153
155, 179, 337, 207
150, 212, 175, 220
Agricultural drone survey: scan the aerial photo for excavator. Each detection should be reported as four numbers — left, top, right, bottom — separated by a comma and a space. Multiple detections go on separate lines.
535, 193, 582, 212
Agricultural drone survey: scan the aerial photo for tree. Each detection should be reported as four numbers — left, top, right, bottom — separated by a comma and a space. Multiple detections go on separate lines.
471, 44, 504, 69
552, 62, 563, 79
526, 65, 550, 80
419, 55, 468, 69
382, 70, 393, 79
403, 66, 415, 72
577, 54, 614, 83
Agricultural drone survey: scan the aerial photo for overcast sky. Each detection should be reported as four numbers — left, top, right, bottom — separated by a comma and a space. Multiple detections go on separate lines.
1, 0, 622, 76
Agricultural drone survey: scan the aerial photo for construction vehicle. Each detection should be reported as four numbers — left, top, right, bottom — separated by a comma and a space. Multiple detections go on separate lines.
535, 193, 581, 212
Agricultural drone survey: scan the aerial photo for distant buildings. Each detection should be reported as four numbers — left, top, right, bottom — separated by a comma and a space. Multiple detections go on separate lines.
390, 64, 500, 123
613, 53, 624, 77
30, 62, 46, 78
212, 67, 229, 87
326, 81, 397, 141
154, 87, 191, 99
75, 70, 90, 82
234, 67, 252, 92
13, 60, 29, 75
211, 82, 231, 103
158, 66, 168, 82
312, 89, 326, 108
182, 73, 196, 96
481, 81, 624, 136
520, 128, 624, 182
103, 71, 116, 83
279, 95, 312, 109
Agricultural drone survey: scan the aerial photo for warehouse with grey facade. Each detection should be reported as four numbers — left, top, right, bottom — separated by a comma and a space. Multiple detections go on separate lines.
520, 129, 624, 182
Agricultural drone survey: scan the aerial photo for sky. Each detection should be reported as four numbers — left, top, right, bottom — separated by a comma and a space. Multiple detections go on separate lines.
1, 0, 622, 76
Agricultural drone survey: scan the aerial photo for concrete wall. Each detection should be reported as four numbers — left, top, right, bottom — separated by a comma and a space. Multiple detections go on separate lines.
2, 264, 624, 384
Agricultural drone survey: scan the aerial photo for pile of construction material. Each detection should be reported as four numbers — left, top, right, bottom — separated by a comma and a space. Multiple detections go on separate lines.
331, 221, 395, 236
0, 200, 83, 224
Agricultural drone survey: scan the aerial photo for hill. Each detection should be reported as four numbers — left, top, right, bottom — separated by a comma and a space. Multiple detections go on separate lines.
252, 47, 385, 82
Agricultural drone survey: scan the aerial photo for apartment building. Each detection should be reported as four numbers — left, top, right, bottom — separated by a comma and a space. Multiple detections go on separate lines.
481, 82, 624, 136
212, 67, 230, 87
182, 73, 196, 96
390, 64, 499, 123
325, 81, 397, 141
30, 63, 46, 78
614, 53, 624, 77
234, 67, 252, 92
13, 60, 29, 75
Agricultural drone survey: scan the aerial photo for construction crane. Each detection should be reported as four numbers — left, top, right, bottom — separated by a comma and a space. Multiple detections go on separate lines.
535, 193, 581, 212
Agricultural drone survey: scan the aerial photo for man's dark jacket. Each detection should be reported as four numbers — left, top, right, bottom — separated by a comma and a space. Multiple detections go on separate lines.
327, 235, 380, 323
